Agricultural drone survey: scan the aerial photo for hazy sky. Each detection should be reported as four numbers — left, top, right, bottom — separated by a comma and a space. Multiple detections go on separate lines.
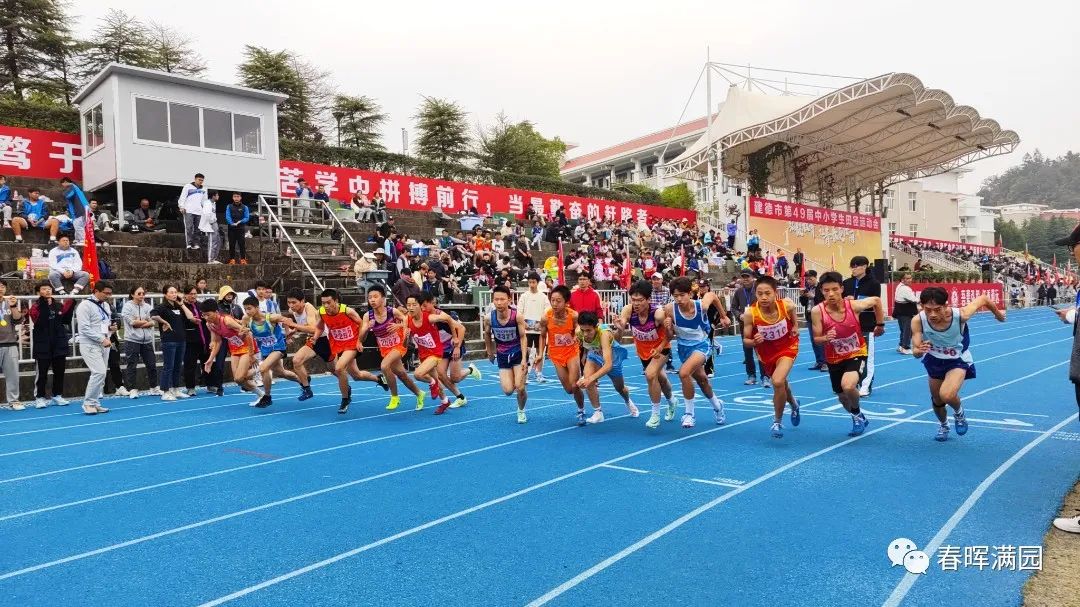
69, 0, 1078, 193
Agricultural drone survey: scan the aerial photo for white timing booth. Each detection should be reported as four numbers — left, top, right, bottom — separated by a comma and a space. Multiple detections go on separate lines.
72, 63, 286, 226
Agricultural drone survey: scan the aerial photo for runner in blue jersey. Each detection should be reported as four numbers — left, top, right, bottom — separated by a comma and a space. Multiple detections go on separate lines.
663, 276, 731, 428
575, 311, 638, 424
911, 287, 1005, 441
242, 296, 300, 408
483, 285, 529, 423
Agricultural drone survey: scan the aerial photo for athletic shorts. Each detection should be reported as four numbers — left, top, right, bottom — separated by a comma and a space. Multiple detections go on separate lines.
227, 342, 252, 357
259, 347, 288, 360
586, 347, 628, 379
760, 354, 797, 379
304, 336, 332, 362
548, 345, 579, 367
496, 350, 523, 370
922, 356, 976, 381
677, 340, 710, 365
379, 343, 408, 359
442, 343, 467, 360
827, 356, 867, 394
639, 348, 672, 370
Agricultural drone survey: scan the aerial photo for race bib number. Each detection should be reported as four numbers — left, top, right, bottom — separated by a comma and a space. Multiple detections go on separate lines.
256, 335, 277, 348
226, 335, 245, 347
632, 327, 659, 342
928, 343, 960, 358
757, 319, 789, 341
554, 333, 575, 347
829, 333, 861, 356
413, 332, 437, 349
329, 326, 355, 342
492, 327, 518, 342
376, 331, 402, 348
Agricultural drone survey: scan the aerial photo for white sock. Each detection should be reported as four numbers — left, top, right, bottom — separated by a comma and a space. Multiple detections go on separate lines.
710, 395, 723, 411
651, 401, 661, 415
665, 395, 674, 405
954, 406, 964, 416
684, 398, 695, 415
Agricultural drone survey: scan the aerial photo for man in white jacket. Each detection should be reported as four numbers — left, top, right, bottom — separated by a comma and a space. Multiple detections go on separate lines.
518, 272, 551, 383
76, 281, 116, 415
47, 235, 90, 295
178, 172, 206, 250
200, 191, 221, 263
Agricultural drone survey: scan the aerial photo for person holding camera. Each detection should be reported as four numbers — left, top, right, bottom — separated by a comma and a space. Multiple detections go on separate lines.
76, 281, 117, 415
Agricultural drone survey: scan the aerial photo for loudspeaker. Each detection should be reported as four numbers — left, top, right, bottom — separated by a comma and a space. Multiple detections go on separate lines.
872, 258, 888, 283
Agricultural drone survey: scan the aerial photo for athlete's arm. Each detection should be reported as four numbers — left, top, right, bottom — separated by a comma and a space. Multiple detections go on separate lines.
517, 313, 530, 369
810, 305, 832, 344
451, 319, 466, 358
741, 310, 760, 348
203, 332, 221, 373
850, 296, 886, 335
706, 292, 732, 328
537, 315, 548, 362
345, 307, 365, 325
649, 307, 668, 359
579, 331, 614, 387
662, 303, 676, 347
224, 315, 249, 334
783, 298, 799, 328
961, 294, 1006, 323
484, 314, 495, 361
910, 315, 929, 357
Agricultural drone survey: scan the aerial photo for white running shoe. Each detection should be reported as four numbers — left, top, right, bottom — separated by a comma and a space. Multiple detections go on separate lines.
535, 374, 547, 384
858, 386, 871, 397
161, 392, 176, 402
34, 397, 50, 409
587, 410, 605, 424
646, 412, 661, 429
115, 386, 130, 397
713, 400, 726, 425
173, 388, 190, 399
1053, 515, 1080, 534
129, 389, 139, 399
681, 413, 696, 428
626, 401, 639, 417
148, 387, 163, 396
52, 396, 69, 406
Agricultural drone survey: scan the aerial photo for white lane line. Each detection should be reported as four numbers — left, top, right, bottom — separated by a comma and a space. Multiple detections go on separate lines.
194, 412, 774, 607
601, 463, 743, 488
601, 464, 648, 475
880, 411, 1079, 607
523, 361, 1069, 606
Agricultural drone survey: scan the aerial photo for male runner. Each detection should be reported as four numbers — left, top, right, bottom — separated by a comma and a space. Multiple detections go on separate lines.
279, 289, 324, 401
615, 280, 679, 429
405, 293, 467, 414
243, 297, 301, 408
742, 276, 801, 438
316, 289, 387, 414
357, 284, 421, 411
575, 311, 638, 424
483, 285, 529, 423
421, 294, 482, 411
199, 300, 260, 400
539, 285, 586, 425
663, 276, 730, 428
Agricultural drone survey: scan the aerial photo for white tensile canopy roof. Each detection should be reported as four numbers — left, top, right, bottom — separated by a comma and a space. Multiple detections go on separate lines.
665, 73, 1019, 198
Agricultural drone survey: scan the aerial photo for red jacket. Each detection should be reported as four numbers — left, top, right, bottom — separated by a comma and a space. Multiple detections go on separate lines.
569, 287, 603, 316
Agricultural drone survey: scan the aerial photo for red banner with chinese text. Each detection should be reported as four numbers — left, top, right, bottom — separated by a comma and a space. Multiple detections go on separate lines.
749, 196, 882, 232
0, 125, 82, 181
279, 160, 697, 225
890, 234, 999, 255
888, 282, 1004, 316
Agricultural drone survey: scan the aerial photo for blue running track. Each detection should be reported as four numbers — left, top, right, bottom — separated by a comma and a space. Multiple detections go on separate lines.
0, 307, 1077, 606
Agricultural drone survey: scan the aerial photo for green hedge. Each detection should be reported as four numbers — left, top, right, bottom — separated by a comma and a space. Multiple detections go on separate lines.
0, 100, 80, 133
280, 140, 662, 205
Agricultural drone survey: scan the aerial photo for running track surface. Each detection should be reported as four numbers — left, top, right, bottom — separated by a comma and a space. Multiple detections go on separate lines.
1, 307, 1078, 607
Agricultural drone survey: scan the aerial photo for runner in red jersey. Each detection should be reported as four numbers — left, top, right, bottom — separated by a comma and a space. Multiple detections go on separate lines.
198, 300, 259, 398
404, 293, 464, 415
741, 276, 801, 439
317, 289, 387, 415
358, 284, 421, 411
810, 271, 885, 438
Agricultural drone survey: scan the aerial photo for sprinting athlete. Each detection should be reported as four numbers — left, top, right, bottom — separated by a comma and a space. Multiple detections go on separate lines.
911, 287, 1005, 441
576, 311, 638, 424
615, 280, 678, 429
539, 285, 586, 425
742, 276, 801, 439
199, 299, 261, 400
243, 297, 301, 408
317, 289, 387, 414
421, 295, 482, 411
483, 285, 529, 424
663, 276, 730, 428
811, 271, 885, 437
280, 289, 325, 401
358, 284, 421, 411
405, 293, 466, 415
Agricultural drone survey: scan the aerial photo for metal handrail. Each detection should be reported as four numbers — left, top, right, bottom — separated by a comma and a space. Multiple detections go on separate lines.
257, 196, 324, 293
316, 199, 364, 259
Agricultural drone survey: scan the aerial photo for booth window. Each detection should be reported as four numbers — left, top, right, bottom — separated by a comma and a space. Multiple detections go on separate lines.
169, 102, 200, 147
203, 109, 233, 151
82, 104, 105, 153
135, 97, 168, 142
233, 114, 261, 155
134, 95, 262, 156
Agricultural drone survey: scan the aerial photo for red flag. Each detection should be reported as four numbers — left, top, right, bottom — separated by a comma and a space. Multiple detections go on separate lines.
1053, 253, 1058, 283
619, 244, 632, 289
82, 218, 100, 287
799, 260, 806, 288
830, 254, 836, 271
679, 246, 686, 277
556, 239, 565, 286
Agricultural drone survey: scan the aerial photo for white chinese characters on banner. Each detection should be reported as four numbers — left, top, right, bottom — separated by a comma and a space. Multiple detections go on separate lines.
349, 175, 371, 197
0, 135, 31, 170
279, 166, 303, 194
508, 194, 524, 215
462, 189, 479, 211
49, 142, 81, 174
436, 185, 455, 210
409, 182, 429, 207
314, 170, 339, 197
380, 178, 401, 205
568, 200, 582, 220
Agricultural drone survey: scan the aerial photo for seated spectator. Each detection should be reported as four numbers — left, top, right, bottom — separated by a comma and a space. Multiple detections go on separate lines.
13, 188, 61, 243
352, 192, 374, 222
514, 235, 534, 269
48, 235, 90, 295
131, 198, 161, 232
87, 199, 116, 232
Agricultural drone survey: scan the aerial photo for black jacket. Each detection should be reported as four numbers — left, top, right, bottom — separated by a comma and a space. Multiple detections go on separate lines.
799, 283, 824, 322
842, 275, 881, 333
30, 296, 75, 358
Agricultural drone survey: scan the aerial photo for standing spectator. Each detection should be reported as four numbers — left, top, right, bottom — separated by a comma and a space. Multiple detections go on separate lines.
726, 218, 738, 249
799, 270, 827, 370
518, 272, 551, 383
201, 191, 222, 264
48, 235, 90, 295
893, 273, 918, 355
101, 295, 130, 399
17, 187, 61, 243
1048, 283, 1059, 305
178, 173, 207, 250
182, 285, 211, 396
152, 286, 195, 401
842, 256, 884, 397
293, 177, 313, 233
569, 274, 603, 316
729, 270, 767, 385
29, 282, 73, 408
792, 248, 805, 278
60, 177, 88, 244
1037, 283, 1047, 306
0, 280, 24, 410
122, 286, 159, 398
225, 193, 250, 264
747, 229, 761, 255
0, 175, 10, 228
775, 249, 789, 278
75, 281, 116, 415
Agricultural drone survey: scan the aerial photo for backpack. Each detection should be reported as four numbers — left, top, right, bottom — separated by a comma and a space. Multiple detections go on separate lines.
98, 259, 116, 279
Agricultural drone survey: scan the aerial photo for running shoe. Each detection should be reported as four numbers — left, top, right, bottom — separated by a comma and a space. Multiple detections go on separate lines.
681, 413, 696, 428
52, 396, 69, 406
174, 388, 190, 399
517, 410, 528, 424
434, 400, 451, 415
770, 421, 784, 439
1053, 512, 1080, 534
761, 377, 772, 390
449, 396, 467, 409
587, 409, 605, 424
646, 412, 661, 429
116, 386, 130, 397
34, 397, 49, 409
849, 413, 868, 437
376, 375, 389, 391
162, 392, 177, 402
298, 385, 314, 401
415, 392, 426, 411
255, 395, 272, 409
535, 374, 547, 384
129, 389, 139, 400
386, 395, 401, 410
576, 409, 586, 426
713, 400, 726, 425
665, 398, 677, 422
934, 423, 950, 442
790, 399, 801, 427
626, 401, 639, 417
468, 364, 482, 380
744, 376, 757, 386
954, 410, 968, 436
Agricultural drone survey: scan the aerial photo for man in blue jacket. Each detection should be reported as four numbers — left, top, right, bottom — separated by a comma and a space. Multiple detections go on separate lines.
225, 193, 250, 264
60, 177, 89, 244
15, 188, 62, 243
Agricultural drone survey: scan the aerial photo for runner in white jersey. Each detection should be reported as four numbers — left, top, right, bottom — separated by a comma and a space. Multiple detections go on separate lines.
911, 286, 1005, 442
518, 272, 551, 383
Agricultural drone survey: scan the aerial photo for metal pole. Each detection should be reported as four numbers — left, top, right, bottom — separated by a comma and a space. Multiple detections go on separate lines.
401, 128, 408, 155
705, 48, 714, 219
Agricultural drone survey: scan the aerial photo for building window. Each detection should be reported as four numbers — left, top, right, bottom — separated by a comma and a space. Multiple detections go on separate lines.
959, 217, 967, 228
203, 109, 233, 151
908, 191, 917, 212
885, 189, 895, 209
169, 102, 201, 147
135, 97, 168, 142
82, 104, 104, 154
908, 224, 918, 238
134, 96, 263, 156
888, 222, 897, 235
